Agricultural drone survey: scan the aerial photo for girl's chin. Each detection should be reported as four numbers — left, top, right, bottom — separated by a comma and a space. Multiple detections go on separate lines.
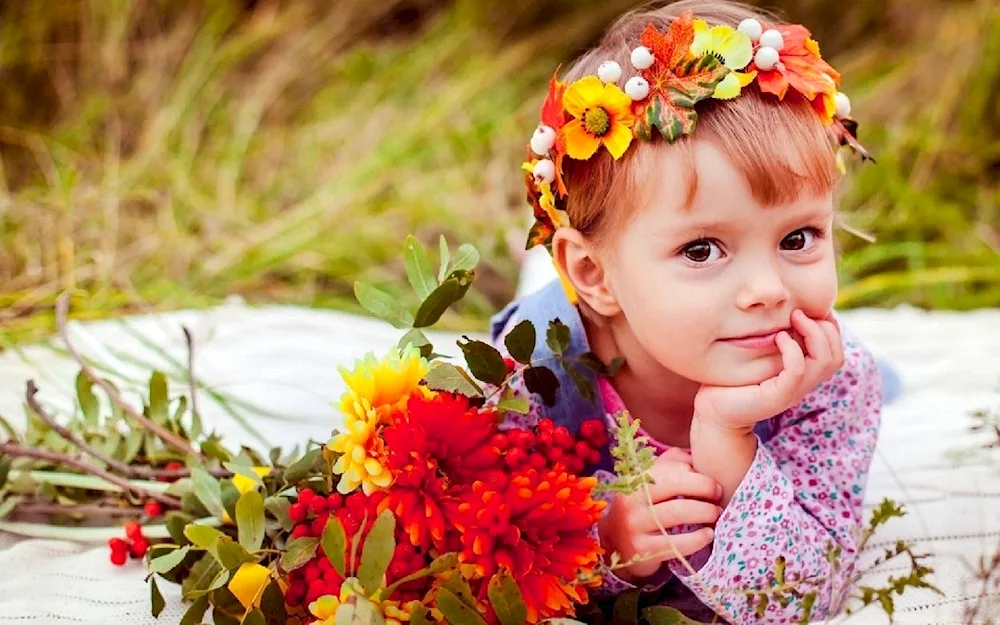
701, 354, 784, 387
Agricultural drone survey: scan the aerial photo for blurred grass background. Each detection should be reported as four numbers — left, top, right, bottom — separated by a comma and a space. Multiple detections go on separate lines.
0, 0, 997, 347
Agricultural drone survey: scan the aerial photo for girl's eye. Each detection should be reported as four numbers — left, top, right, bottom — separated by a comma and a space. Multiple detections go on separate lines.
681, 239, 723, 263
780, 228, 819, 251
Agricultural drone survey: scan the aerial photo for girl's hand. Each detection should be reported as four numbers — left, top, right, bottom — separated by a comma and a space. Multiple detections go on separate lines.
598, 448, 722, 580
694, 310, 844, 431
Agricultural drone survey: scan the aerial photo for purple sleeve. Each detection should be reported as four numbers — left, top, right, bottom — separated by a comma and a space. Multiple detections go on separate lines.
667, 337, 883, 623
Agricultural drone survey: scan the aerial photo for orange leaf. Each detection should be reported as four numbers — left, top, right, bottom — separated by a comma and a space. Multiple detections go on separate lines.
633, 54, 727, 143
540, 70, 567, 131
640, 11, 695, 68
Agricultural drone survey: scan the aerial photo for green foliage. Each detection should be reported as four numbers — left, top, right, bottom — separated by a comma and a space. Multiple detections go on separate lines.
594, 411, 656, 497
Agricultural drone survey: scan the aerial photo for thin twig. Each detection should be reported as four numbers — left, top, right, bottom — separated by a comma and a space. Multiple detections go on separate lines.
24, 380, 230, 480
0, 442, 181, 508
55, 292, 199, 457
182, 326, 200, 426
12, 501, 146, 518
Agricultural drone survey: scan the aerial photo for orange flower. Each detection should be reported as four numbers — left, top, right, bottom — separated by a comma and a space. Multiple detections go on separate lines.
561, 76, 635, 160
453, 468, 606, 623
753, 24, 840, 105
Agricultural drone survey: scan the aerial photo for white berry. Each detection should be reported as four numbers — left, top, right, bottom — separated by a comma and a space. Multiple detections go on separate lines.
530, 125, 557, 156
630, 46, 655, 70
597, 60, 623, 84
754, 46, 780, 71
533, 159, 556, 184
624, 76, 650, 101
834, 92, 852, 118
738, 18, 763, 42
759, 29, 784, 51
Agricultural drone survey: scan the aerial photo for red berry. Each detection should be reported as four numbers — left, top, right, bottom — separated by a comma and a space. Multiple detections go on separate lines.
305, 565, 321, 583
580, 419, 605, 441
317, 556, 332, 572
291, 525, 310, 539
569, 457, 586, 475
552, 426, 574, 449
538, 418, 554, 432
326, 493, 343, 510
528, 453, 547, 470
346, 493, 367, 512
309, 497, 328, 516
144, 501, 163, 517
490, 433, 508, 450
324, 568, 343, 589
288, 502, 307, 523
110, 549, 128, 566
124, 521, 143, 541
574, 441, 592, 459
589, 449, 602, 465
108, 537, 128, 552
306, 580, 326, 603
298, 488, 316, 506
537, 432, 553, 450
311, 512, 330, 537
503, 357, 517, 374
548, 447, 565, 465
505, 448, 527, 468
129, 538, 149, 559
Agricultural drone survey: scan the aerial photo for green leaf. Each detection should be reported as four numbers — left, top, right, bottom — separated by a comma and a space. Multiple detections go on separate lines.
0, 496, 19, 520
397, 328, 434, 359
423, 363, 483, 397
244, 609, 267, 625
358, 509, 396, 594
410, 603, 432, 625
405, 234, 437, 300
264, 496, 293, 531
487, 570, 528, 625
184, 524, 225, 557
236, 490, 265, 552
413, 273, 465, 328
643, 606, 709, 625
201, 438, 233, 463
150, 576, 166, 617
280, 537, 319, 572
458, 339, 507, 386
497, 390, 530, 415
382, 553, 459, 599
613, 588, 640, 625
182, 554, 222, 600
437, 587, 487, 625
354, 282, 414, 329
213, 610, 241, 625
503, 320, 536, 365
566, 364, 595, 405
546, 319, 571, 355
443, 573, 477, 611
217, 537, 256, 571
284, 448, 322, 485
523, 366, 560, 406
122, 428, 144, 464
450, 244, 480, 273
179, 595, 209, 625
437, 235, 452, 283
0, 455, 12, 490
224, 462, 265, 491
191, 467, 227, 522
260, 580, 287, 625
75, 371, 99, 426
150, 545, 191, 574
322, 515, 348, 578
165, 511, 193, 545
149, 371, 169, 424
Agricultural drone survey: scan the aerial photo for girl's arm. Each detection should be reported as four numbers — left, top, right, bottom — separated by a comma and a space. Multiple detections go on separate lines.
667, 337, 882, 623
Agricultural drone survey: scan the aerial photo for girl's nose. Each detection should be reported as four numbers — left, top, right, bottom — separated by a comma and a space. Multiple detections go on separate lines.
736, 266, 789, 311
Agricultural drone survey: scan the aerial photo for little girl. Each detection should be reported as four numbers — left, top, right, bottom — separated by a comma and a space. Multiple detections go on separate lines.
489, 1, 884, 622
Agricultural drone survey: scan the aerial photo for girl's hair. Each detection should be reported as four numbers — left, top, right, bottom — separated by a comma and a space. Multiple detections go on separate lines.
561, 0, 840, 252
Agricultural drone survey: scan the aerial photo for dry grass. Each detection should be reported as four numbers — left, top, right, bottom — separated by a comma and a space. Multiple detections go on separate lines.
0, 0, 997, 346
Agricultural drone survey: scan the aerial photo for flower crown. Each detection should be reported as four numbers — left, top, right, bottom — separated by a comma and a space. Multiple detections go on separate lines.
522, 11, 872, 267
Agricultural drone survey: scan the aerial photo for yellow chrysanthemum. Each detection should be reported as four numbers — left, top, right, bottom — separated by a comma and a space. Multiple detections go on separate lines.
561, 76, 635, 160
337, 344, 429, 425
308, 581, 415, 625
691, 19, 755, 99
329, 417, 393, 495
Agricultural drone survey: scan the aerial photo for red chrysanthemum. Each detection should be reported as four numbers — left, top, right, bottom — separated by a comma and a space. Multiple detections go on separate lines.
403, 392, 503, 482
452, 468, 607, 623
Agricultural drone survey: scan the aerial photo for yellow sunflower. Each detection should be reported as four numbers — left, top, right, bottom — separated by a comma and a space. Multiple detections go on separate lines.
690, 19, 755, 99
561, 76, 635, 160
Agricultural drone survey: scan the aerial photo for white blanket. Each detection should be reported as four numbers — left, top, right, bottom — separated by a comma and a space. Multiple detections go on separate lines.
1, 298, 998, 624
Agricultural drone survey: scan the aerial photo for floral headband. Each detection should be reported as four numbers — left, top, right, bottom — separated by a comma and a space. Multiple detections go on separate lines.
522, 11, 873, 274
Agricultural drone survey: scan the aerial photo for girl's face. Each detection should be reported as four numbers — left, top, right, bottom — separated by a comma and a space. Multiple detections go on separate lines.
603, 139, 838, 387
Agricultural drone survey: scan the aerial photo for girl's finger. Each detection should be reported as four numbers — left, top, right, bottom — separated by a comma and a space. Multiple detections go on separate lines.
635, 499, 723, 533
759, 331, 805, 408
656, 447, 693, 466
639, 527, 716, 561
792, 310, 830, 364
818, 320, 845, 374
645, 463, 722, 503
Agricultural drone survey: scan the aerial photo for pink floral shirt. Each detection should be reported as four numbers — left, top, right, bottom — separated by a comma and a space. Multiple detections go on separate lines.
495, 333, 882, 623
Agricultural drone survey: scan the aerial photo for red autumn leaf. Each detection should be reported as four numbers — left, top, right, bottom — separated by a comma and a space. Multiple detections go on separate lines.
539, 70, 567, 132
640, 12, 694, 69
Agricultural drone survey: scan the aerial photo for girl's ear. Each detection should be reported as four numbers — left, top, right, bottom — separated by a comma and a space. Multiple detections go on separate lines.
551, 228, 622, 317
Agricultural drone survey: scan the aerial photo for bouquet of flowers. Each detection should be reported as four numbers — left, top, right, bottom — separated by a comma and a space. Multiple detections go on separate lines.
0, 236, 626, 625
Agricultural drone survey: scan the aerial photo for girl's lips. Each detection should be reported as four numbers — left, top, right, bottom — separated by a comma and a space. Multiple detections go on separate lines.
720, 329, 786, 350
